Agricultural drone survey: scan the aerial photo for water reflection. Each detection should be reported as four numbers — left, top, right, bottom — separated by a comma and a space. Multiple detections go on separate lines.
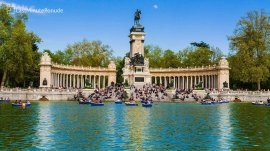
122, 106, 150, 150
216, 104, 232, 149
34, 102, 55, 150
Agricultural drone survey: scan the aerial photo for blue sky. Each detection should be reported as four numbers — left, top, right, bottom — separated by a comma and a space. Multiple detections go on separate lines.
1, 0, 269, 57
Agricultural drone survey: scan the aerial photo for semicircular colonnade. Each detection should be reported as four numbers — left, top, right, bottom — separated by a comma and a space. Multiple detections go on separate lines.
149, 60, 229, 90
39, 52, 116, 89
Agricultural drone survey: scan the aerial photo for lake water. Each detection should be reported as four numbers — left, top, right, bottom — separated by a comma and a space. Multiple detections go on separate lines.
1, 102, 270, 150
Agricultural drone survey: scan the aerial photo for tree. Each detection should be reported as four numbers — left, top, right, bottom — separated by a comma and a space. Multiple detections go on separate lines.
65, 40, 113, 67
0, 4, 40, 87
228, 10, 270, 90
181, 43, 223, 67
144, 45, 164, 68
190, 41, 210, 48
163, 49, 181, 68
112, 56, 124, 84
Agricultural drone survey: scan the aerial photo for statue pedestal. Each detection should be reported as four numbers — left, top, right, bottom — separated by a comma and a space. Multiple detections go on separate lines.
122, 63, 151, 88
130, 25, 144, 32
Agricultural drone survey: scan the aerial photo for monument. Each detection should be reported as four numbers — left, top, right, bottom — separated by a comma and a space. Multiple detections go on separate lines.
122, 9, 151, 87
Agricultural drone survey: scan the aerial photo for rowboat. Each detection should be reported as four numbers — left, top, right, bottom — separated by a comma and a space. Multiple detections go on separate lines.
252, 101, 264, 105
78, 101, 91, 104
125, 102, 138, 106
142, 103, 152, 107
0, 99, 10, 103
12, 103, 31, 107
115, 99, 123, 104
90, 102, 104, 106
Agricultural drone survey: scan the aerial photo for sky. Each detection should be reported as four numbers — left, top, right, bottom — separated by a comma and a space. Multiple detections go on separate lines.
1, 0, 270, 57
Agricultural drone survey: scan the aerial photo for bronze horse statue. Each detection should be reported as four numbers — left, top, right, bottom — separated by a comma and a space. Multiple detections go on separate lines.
134, 9, 141, 25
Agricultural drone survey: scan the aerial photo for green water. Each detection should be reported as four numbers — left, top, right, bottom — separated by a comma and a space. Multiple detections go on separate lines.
0, 102, 270, 150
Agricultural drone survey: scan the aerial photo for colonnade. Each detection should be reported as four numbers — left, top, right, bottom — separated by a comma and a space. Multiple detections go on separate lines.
151, 75, 218, 90
39, 52, 116, 89
51, 73, 109, 89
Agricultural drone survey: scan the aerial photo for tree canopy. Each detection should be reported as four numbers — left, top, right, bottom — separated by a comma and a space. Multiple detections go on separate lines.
47, 39, 113, 67
144, 43, 223, 69
228, 10, 270, 90
0, 4, 41, 87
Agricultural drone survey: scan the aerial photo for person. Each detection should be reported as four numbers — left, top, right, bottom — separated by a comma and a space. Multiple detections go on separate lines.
267, 98, 270, 103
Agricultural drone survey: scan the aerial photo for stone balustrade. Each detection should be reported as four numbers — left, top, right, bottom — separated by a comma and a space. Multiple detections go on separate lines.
149, 65, 217, 72
52, 63, 115, 71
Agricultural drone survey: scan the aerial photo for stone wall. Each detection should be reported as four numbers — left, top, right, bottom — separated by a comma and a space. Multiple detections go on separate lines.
1, 88, 270, 102
194, 90, 270, 102
0, 88, 78, 101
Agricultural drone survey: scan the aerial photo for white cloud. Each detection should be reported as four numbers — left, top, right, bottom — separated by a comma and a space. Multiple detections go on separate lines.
0, 0, 63, 14
153, 4, 158, 9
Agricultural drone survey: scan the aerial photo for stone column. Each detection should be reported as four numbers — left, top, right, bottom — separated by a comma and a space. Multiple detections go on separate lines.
56, 73, 59, 88
89, 75, 92, 87
194, 76, 197, 87
102, 75, 106, 88
94, 75, 96, 88
187, 76, 190, 89
164, 77, 167, 88
76, 75, 79, 88
98, 75, 101, 89
59, 73, 61, 88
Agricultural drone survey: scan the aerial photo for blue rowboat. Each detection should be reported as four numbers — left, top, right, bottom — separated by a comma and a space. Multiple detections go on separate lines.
265, 103, 270, 106
201, 101, 212, 105
12, 103, 31, 107
90, 102, 104, 106
0, 100, 10, 103
142, 103, 152, 107
78, 101, 91, 104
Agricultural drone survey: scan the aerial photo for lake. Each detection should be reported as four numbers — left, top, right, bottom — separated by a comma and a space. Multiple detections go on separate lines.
1, 102, 270, 150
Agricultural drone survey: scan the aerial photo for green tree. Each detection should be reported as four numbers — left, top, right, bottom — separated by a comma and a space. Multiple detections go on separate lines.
65, 40, 113, 67
181, 44, 223, 67
0, 5, 40, 87
228, 10, 270, 90
190, 41, 210, 48
144, 45, 164, 68
112, 56, 124, 84
163, 49, 181, 68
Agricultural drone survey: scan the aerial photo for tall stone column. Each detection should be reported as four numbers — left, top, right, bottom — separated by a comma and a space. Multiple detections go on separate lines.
40, 52, 52, 88
122, 10, 151, 88
218, 57, 230, 90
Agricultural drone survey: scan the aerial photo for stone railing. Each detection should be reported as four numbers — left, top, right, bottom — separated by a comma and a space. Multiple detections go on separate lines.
0, 88, 79, 101
149, 65, 218, 72
0, 87, 78, 93
52, 63, 115, 72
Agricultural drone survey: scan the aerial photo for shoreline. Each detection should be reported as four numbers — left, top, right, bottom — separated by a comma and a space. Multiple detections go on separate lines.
1, 88, 270, 102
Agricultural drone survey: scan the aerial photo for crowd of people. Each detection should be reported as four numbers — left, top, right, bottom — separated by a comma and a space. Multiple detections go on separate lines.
75, 83, 174, 102
174, 88, 200, 101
